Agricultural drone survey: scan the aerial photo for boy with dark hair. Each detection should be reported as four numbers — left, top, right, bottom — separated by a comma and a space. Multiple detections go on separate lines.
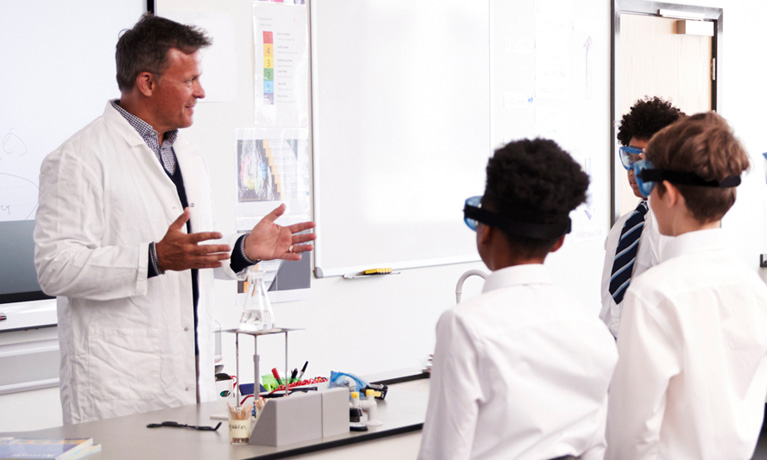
606, 112, 767, 459
418, 138, 617, 460
600, 96, 685, 337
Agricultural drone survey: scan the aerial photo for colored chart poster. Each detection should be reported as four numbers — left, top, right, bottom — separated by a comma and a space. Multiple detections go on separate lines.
253, 1, 309, 127
235, 128, 310, 230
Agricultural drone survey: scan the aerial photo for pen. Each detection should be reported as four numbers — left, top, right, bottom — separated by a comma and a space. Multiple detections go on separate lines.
271, 368, 284, 387
297, 361, 309, 381
290, 368, 298, 383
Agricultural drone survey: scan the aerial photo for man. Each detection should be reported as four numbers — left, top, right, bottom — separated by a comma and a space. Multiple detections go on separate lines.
33, 14, 315, 424
599, 96, 684, 337
418, 138, 617, 460
606, 112, 767, 459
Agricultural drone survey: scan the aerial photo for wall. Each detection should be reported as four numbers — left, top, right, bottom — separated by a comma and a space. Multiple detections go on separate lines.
3, 0, 767, 433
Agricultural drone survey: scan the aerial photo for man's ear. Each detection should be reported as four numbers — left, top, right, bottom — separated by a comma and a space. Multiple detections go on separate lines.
549, 234, 566, 253
135, 71, 156, 97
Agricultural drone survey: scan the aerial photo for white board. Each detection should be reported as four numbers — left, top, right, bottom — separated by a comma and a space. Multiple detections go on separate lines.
310, 0, 491, 277
0, 0, 146, 306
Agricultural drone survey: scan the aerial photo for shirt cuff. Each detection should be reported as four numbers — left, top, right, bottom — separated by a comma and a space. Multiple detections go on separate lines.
148, 242, 164, 278
231, 234, 259, 273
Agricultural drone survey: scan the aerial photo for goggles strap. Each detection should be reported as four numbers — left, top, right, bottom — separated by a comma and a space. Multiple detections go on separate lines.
463, 204, 571, 240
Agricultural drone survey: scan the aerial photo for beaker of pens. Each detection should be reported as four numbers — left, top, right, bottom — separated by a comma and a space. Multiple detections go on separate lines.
228, 403, 253, 444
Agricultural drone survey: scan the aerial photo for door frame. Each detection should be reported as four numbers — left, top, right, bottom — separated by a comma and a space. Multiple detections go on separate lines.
610, 0, 723, 224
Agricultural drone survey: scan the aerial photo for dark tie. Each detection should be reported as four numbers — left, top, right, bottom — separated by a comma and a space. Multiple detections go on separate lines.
609, 201, 649, 304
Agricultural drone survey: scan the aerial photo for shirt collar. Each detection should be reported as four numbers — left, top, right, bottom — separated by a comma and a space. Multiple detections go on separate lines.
661, 228, 727, 262
110, 99, 178, 148
482, 264, 551, 294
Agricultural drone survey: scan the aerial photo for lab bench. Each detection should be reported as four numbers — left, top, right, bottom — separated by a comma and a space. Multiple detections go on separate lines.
0, 374, 430, 459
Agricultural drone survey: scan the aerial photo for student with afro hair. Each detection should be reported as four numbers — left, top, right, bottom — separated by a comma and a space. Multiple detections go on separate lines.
418, 138, 617, 460
599, 96, 685, 337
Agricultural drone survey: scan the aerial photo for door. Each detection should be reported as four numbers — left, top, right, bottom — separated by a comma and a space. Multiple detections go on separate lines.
612, 3, 721, 218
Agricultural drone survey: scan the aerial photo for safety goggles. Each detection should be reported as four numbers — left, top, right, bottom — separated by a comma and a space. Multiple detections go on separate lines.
618, 146, 644, 170
463, 196, 571, 240
632, 159, 742, 198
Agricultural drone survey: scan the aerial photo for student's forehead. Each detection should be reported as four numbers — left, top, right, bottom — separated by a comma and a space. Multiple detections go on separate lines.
629, 137, 649, 149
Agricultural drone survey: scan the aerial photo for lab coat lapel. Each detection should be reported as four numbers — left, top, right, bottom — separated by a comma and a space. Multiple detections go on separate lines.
102, 103, 186, 224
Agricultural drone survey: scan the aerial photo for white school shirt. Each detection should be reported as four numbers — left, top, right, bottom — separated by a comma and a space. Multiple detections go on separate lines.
599, 204, 666, 336
418, 264, 618, 460
606, 229, 767, 460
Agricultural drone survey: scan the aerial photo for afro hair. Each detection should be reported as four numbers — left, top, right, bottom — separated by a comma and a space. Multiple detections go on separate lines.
482, 138, 589, 256
617, 96, 685, 146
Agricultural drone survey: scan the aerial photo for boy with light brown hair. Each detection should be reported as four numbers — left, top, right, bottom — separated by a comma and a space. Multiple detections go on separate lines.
606, 112, 767, 459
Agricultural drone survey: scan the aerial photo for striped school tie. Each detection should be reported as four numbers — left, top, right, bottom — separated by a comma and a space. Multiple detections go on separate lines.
608, 201, 649, 304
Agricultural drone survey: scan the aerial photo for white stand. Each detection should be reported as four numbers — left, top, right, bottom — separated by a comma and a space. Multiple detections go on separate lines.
224, 327, 302, 407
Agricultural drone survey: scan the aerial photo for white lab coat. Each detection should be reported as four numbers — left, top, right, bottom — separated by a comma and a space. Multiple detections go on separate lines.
34, 102, 241, 424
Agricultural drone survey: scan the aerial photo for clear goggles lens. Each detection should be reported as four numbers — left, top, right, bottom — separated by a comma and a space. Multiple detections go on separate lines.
632, 159, 655, 197
619, 146, 644, 170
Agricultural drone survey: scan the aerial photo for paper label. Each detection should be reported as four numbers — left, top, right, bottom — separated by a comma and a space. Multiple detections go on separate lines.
229, 418, 252, 439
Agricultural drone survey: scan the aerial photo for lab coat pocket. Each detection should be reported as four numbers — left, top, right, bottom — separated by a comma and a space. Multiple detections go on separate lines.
88, 327, 162, 401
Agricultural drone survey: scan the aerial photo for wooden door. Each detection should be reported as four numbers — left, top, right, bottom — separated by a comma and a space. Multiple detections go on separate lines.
616, 12, 715, 216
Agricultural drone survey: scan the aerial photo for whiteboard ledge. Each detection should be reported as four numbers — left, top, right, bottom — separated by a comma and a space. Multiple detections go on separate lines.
314, 254, 480, 279
342, 272, 401, 280
0, 299, 57, 332
0, 378, 59, 396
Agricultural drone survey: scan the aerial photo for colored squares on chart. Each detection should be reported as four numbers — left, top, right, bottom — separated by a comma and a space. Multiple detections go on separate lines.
263, 31, 274, 105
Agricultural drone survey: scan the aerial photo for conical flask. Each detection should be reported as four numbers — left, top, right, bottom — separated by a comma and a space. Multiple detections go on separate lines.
239, 268, 275, 332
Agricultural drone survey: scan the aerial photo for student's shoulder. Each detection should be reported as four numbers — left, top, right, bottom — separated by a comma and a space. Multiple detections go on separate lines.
435, 302, 481, 343
443, 291, 494, 322
626, 259, 682, 303
439, 288, 531, 333
540, 285, 618, 347
722, 258, 767, 294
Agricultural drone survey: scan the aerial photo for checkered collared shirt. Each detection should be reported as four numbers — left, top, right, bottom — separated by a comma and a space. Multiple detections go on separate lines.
110, 99, 178, 174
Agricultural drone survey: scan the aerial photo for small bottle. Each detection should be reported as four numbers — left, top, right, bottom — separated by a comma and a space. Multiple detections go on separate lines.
239, 267, 275, 332
361, 389, 382, 427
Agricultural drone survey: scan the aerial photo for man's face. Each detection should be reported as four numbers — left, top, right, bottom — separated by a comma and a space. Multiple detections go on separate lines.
151, 48, 205, 133
626, 137, 648, 199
